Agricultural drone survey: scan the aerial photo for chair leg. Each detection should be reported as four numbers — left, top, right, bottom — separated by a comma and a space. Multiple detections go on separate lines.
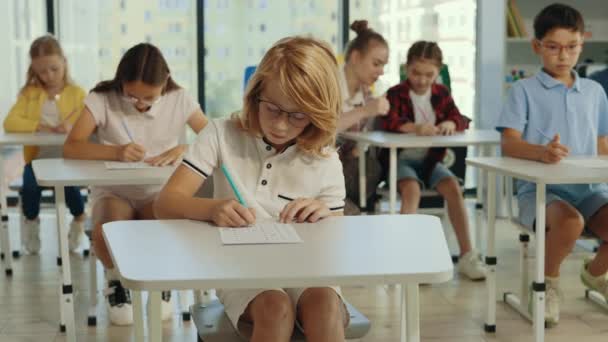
441, 200, 459, 263
504, 232, 533, 323
178, 290, 192, 321
87, 236, 98, 326
519, 233, 530, 308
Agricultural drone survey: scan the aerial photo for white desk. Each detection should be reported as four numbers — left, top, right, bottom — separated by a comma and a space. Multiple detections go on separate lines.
103, 215, 454, 342
0, 132, 66, 276
466, 156, 608, 342
32, 158, 174, 342
340, 130, 500, 214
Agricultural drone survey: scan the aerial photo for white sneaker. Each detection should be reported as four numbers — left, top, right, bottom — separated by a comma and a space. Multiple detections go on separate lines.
21, 218, 41, 254
580, 256, 608, 298
457, 250, 486, 280
530, 277, 560, 326
68, 219, 88, 253
545, 278, 561, 326
148, 291, 174, 321
104, 280, 133, 326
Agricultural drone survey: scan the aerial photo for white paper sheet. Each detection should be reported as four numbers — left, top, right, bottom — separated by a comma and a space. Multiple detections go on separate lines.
219, 220, 302, 245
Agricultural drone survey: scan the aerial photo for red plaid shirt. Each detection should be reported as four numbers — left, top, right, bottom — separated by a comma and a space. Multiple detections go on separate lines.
378, 81, 471, 183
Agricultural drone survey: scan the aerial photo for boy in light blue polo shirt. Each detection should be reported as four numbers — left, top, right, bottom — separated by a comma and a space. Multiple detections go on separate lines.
497, 3, 608, 326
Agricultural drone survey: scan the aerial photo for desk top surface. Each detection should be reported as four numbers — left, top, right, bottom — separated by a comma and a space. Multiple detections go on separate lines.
103, 215, 454, 290
467, 156, 608, 184
340, 129, 500, 148
0, 132, 66, 146
32, 158, 174, 186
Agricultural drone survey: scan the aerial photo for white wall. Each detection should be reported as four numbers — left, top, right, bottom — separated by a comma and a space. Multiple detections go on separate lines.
475, 0, 506, 129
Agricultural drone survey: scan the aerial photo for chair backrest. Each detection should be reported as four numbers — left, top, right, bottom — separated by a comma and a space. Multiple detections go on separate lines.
243, 65, 257, 91
400, 63, 452, 92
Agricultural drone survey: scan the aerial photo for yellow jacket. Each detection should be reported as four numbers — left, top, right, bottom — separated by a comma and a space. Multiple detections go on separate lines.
3, 84, 86, 163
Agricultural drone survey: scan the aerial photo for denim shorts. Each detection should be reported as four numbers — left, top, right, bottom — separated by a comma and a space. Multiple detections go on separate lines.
517, 189, 608, 231
397, 159, 455, 189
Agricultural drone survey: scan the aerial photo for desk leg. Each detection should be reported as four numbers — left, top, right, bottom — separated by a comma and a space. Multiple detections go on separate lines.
533, 185, 546, 342
484, 171, 497, 333
0, 151, 13, 276
400, 284, 406, 342
358, 142, 367, 209
149, 291, 162, 342
389, 147, 397, 214
475, 145, 494, 252
55, 186, 75, 342
132, 290, 145, 342
406, 284, 420, 342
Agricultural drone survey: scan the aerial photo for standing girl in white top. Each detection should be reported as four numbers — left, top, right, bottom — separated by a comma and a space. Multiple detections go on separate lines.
156, 37, 348, 342
338, 20, 390, 214
63, 43, 207, 326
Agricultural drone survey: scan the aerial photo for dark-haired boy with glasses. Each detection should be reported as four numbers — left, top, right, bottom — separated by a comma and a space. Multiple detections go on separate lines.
496, 3, 608, 325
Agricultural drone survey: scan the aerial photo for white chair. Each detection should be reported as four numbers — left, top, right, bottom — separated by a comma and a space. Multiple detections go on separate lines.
190, 295, 371, 341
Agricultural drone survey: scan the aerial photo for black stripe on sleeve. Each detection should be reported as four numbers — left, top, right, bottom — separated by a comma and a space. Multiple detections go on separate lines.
182, 159, 209, 178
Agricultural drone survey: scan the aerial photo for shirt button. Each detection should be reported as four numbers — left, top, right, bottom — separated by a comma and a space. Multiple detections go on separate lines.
266, 163, 272, 169
266, 145, 272, 151
261, 180, 268, 186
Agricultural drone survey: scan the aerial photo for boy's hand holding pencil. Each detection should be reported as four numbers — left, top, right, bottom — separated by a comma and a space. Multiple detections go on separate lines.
213, 164, 256, 227
210, 199, 256, 227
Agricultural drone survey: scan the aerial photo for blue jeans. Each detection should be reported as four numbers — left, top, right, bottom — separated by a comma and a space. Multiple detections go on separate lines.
21, 163, 85, 220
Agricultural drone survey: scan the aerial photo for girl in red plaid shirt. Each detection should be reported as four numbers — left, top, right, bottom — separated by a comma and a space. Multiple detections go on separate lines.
379, 41, 486, 280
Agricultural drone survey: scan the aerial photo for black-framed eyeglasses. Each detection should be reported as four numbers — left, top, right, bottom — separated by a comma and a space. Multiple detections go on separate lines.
257, 98, 311, 128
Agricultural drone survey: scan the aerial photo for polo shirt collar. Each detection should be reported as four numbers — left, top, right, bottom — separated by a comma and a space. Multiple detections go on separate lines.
537, 69, 581, 92
257, 136, 297, 155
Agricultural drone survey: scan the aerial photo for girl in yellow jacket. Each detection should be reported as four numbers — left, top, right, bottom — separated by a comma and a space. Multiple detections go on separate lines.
3, 35, 86, 254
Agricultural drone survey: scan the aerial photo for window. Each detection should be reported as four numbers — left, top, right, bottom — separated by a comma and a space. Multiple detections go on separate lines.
57, 0, 198, 97
204, 0, 341, 118
350, 0, 477, 117
0, 0, 47, 113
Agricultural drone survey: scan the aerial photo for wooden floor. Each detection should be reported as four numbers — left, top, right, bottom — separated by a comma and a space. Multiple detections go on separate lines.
1, 202, 607, 341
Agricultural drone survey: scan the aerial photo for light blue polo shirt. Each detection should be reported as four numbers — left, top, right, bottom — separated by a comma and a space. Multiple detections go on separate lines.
496, 69, 608, 202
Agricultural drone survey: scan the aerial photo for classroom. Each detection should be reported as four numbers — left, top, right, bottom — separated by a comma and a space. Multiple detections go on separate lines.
1, 0, 608, 341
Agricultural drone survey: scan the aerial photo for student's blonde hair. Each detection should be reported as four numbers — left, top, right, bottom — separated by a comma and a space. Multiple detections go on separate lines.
238, 36, 341, 157
21, 35, 73, 94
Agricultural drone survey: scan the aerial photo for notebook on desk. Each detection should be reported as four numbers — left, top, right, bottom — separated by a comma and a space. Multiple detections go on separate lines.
219, 220, 302, 245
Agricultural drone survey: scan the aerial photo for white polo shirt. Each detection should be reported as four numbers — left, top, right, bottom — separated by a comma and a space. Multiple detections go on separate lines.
85, 88, 199, 157
84, 88, 200, 201
182, 118, 346, 218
